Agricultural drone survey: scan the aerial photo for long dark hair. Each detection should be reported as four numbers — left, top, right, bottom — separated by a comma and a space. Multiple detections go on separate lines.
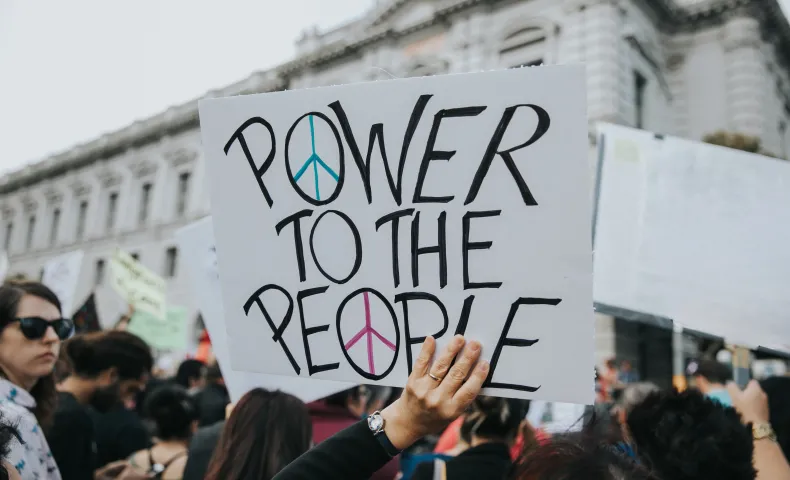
0, 281, 62, 429
204, 389, 312, 480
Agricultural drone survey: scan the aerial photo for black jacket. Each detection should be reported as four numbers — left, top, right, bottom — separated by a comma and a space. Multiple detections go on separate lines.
273, 421, 391, 480
90, 405, 151, 468
183, 421, 225, 480
47, 392, 97, 480
411, 443, 513, 480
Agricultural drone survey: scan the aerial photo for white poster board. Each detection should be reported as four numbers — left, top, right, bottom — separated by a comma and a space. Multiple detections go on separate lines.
594, 124, 790, 350
42, 250, 84, 316
175, 218, 351, 403
200, 67, 594, 404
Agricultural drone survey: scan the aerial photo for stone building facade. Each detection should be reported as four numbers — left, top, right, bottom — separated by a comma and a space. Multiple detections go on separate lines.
1, 0, 788, 360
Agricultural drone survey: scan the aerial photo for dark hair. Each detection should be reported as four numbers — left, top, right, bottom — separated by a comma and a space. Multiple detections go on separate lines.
691, 359, 732, 384
511, 431, 659, 480
63, 331, 153, 381
205, 389, 311, 480
0, 413, 21, 480
460, 396, 529, 444
0, 281, 62, 429
627, 389, 755, 480
324, 386, 362, 409
760, 376, 790, 460
205, 362, 223, 383
144, 385, 198, 441
175, 359, 205, 389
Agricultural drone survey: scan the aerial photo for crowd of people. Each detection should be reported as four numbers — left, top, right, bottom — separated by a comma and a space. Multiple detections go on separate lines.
0, 279, 788, 479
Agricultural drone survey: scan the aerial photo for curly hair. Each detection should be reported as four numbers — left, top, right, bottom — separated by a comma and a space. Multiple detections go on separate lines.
627, 389, 755, 480
0, 414, 21, 480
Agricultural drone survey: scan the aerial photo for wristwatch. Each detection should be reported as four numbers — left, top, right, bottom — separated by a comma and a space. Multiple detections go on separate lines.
753, 423, 777, 443
367, 411, 401, 457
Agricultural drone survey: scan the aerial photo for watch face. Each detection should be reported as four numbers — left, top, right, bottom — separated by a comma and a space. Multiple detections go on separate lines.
368, 414, 384, 432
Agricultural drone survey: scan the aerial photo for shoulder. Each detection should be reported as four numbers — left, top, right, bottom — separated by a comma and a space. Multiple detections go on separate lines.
411, 460, 436, 480
128, 450, 149, 469
163, 455, 188, 479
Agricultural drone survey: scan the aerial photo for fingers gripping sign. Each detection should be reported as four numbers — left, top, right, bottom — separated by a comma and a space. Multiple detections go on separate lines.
380, 336, 488, 450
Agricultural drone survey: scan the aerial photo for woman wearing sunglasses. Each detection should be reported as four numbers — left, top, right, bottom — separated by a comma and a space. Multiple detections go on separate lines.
0, 281, 73, 480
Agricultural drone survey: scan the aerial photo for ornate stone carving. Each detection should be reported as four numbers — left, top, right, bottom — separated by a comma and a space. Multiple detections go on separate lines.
129, 158, 158, 179
44, 187, 64, 205
69, 179, 92, 197
97, 167, 123, 188
165, 147, 197, 168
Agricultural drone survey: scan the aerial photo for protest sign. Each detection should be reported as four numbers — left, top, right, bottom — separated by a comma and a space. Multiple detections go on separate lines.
110, 249, 166, 319
128, 305, 189, 351
72, 293, 102, 333
42, 250, 84, 316
200, 67, 593, 403
175, 218, 351, 403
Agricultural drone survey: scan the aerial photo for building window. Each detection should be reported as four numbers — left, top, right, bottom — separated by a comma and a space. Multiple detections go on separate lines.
50, 208, 60, 246
106, 192, 119, 231
76, 200, 89, 240
500, 26, 546, 69
139, 183, 152, 225
39, 268, 44, 281
94, 259, 105, 286
25, 215, 35, 250
130, 252, 140, 261
164, 247, 178, 277
634, 71, 647, 129
176, 172, 191, 217
4, 222, 12, 251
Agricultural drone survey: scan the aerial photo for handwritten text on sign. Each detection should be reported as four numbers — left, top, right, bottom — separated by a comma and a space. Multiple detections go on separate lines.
200, 67, 593, 403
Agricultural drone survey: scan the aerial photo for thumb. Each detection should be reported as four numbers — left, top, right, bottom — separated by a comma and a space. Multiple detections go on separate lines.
726, 381, 741, 399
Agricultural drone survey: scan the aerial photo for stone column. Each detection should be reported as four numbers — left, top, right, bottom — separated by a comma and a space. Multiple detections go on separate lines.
583, 0, 624, 124
721, 13, 765, 139
665, 34, 693, 138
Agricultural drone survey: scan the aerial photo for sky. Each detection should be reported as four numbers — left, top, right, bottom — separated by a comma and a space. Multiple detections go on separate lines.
0, 0, 789, 175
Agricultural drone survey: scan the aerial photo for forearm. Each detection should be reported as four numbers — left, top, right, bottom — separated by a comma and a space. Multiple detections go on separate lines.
754, 439, 790, 480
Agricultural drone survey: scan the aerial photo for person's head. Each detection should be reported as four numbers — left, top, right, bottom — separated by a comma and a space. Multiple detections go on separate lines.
204, 362, 224, 386
511, 431, 659, 480
0, 281, 70, 428
605, 359, 618, 371
627, 389, 755, 480
614, 382, 660, 426
144, 385, 198, 442
62, 331, 153, 412
760, 376, 790, 459
620, 360, 632, 372
325, 386, 367, 417
175, 359, 206, 390
687, 358, 732, 393
205, 388, 312, 480
0, 414, 22, 480
459, 396, 529, 446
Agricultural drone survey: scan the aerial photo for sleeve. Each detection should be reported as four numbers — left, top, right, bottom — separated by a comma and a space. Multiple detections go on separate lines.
4, 414, 40, 477
273, 421, 393, 480
48, 410, 95, 480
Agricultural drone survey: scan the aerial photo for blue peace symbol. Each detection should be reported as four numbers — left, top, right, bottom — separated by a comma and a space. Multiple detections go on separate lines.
284, 112, 345, 206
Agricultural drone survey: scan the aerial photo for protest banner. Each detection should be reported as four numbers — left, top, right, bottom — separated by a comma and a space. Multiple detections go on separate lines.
128, 305, 189, 351
42, 250, 84, 317
72, 292, 102, 333
199, 67, 593, 403
175, 218, 351, 403
110, 249, 166, 319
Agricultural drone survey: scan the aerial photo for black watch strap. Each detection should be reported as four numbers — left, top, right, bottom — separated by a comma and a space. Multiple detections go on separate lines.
374, 430, 401, 458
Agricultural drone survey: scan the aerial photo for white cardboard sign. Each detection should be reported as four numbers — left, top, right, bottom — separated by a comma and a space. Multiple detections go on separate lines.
199, 67, 594, 404
42, 250, 84, 317
175, 218, 351, 403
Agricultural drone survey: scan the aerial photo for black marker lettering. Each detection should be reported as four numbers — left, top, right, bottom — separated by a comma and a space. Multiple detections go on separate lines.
454, 295, 475, 336
297, 286, 340, 375
275, 209, 313, 282
308, 210, 362, 284
484, 297, 561, 392
224, 117, 277, 208
410, 211, 447, 288
465, 104, 551, 206
284, 111, 346, 206
462, 210, 503, 290
413, 106, 486, 203
243, 285, 300, 374
375, 208, 415, 288
394, 292, 449, 374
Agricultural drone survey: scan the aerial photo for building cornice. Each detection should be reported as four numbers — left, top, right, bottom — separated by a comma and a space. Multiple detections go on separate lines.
1, 0, 788, 196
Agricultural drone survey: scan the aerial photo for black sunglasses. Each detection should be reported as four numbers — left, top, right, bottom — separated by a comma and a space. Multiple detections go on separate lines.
12, 317, 74, 340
